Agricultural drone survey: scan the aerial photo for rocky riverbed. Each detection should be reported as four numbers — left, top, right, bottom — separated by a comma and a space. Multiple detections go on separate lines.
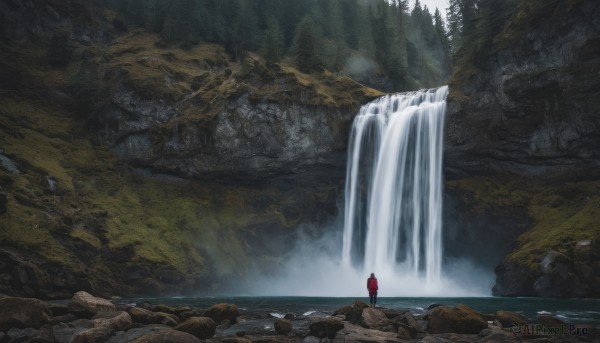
1, 292, 597, 343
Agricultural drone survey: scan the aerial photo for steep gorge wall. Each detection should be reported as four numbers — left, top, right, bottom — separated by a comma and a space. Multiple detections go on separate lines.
444, 0, 600, 297
0, 0, 381, 298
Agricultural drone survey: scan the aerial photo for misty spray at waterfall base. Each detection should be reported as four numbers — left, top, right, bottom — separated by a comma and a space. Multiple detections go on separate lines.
244, 87, 494, 297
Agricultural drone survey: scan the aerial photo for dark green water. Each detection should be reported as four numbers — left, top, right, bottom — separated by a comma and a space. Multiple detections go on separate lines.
118, 296, 600, 325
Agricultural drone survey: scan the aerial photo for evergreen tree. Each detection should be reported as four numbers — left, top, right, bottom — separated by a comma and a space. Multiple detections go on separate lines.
341, 0, 361, 50
161, 0, 196, 41
262, 17, 284, 63
293, 15, 321, 73
434, 8, 452, 74
321, 0, 347, 71
231, 0, 259, 61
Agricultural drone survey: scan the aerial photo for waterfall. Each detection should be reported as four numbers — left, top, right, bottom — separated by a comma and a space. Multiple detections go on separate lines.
342, 86, 447, 286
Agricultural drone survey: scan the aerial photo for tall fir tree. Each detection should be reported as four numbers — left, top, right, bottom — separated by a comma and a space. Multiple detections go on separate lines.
293, 15, 321, 73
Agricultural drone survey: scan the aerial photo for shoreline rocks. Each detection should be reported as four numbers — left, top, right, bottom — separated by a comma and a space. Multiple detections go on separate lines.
0, 293, 597, 343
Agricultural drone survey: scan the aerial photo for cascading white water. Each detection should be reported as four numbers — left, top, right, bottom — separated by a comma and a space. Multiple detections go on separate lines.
342, 86, 448, 286
248, 85, 490, 296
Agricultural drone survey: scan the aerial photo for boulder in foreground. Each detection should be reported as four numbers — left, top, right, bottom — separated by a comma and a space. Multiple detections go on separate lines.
427, 304, 488, 334
0, 297, 49, 331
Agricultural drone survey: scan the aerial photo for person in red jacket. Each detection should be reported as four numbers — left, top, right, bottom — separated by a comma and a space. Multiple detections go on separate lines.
367, 273, 378, 308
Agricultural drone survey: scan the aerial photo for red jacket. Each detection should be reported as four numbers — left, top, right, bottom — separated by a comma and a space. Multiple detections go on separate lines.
367, 277, 378, 294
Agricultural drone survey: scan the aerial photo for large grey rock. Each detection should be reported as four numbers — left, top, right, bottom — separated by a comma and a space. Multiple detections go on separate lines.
205, 303, 239, 325
335, 322, 403, 342
52, 311, 131, 343
0, 297, 49, 331
174, 316, 216, 340
274, 319, 292, 335
68, 291, 116, 316
308, 318, 344, 339
333, 300, 368, 324
153, 312, 180, 327
495, 310, 528, 328
91, 311, 132, 332
427, 304, 488, 334
128, 307, 157, 324
358, 307, 392, 331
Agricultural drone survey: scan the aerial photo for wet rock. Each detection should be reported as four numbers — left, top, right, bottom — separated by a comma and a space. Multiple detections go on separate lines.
68, 291, 116, 317
141, 304, 177, 315
105, 325, 170, 343
308, 318, 344, 339
393, 320, 418, 339
273, 319, 292, 335
573, 239, 600, 297
153, 312, 179, 327
495, 310, 528, 328
358, 307, 391, 331
218, 318, 275, 337
174, 316, 216, 340
333, 300, 368, 324
91, 311, 132, 332
205, 303, 239, 324
427, 304, 488, 334
52, 311, 131, 343
533, 252, 587, 297
396, 312, 419, 332
396, 325, 412, 340
379, 307, 404, 319
70, 326, 113, 343
335, 322, 403, 342
0, 297, 49, 331
129, 329, 202, 343
492, 262, 535, 296
128, 307, 157, 324
537, 315, 565, 327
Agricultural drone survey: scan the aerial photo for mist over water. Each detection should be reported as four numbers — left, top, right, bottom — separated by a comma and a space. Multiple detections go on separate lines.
244, 226, 494, 297
244, 87, 493, 297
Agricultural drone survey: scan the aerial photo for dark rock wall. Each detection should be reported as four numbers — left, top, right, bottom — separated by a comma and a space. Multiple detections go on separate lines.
445, 0, 600, 178
95, 89, 354, 180
445, 0, 600, 297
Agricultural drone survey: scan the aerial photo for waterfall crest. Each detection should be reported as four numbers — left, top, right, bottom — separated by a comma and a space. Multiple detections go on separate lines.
342, 86, 448, 286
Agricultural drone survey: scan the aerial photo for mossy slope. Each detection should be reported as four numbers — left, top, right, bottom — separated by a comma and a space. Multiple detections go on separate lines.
0, 18, 370, 296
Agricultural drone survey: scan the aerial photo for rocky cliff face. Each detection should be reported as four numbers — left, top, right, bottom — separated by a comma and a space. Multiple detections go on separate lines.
89, 32, 380, 181
0, 0, 381, 298
446, 0, 600, 178
445, 0, 600, 297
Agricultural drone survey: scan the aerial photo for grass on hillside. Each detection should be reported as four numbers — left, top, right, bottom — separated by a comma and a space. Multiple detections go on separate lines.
447, 176, 600, 271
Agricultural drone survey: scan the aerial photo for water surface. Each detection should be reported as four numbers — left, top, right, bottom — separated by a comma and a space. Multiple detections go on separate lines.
117, 296, 600, 325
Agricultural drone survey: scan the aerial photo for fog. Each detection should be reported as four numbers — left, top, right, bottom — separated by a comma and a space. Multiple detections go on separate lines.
241, 220, 495, 297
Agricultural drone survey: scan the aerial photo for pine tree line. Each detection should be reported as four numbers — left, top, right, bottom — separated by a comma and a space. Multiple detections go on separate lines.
446, 0, 518, 65
103, 0, 452, 91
